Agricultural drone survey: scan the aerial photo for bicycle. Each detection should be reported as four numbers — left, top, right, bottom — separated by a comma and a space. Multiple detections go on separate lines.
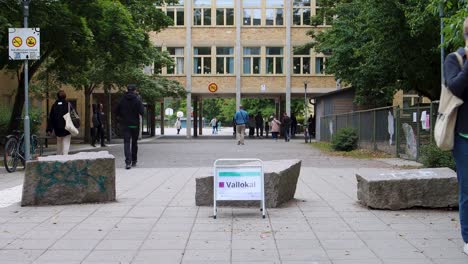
4, 127, 44, 173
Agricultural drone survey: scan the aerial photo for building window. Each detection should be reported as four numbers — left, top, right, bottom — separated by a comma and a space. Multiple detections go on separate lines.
194, 47, 212, 74
216, 47, 234, 74
293, 48, 311, 75
167, 47, 184, 75
293, 0, 311, 26
266, 47, 283, 74
243, 0, 261, 26
194, 0, 211, 26
166, 0, 185, 26
315, 0, 333, 26
216, 0, 234, 25
243, 47, 261, 74
265, 0, 283, 26
315, 57, 325, 74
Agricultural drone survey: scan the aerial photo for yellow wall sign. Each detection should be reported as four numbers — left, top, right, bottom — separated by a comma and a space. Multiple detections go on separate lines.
208, 83, 218, 93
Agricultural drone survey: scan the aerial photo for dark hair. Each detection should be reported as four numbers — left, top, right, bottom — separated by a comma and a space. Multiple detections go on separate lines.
57, 89, 66, 100
127, 84, 137, 91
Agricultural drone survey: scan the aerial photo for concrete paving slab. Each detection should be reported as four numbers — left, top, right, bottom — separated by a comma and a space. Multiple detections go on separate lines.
0, 137, 465, 263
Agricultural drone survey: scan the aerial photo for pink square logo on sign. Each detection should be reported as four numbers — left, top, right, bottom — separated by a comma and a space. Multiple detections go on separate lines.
219, 182, 225, 188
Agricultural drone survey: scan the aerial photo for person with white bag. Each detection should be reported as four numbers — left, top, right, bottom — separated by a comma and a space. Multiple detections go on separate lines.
46, 90, 74, 155
444, 17, 468, 255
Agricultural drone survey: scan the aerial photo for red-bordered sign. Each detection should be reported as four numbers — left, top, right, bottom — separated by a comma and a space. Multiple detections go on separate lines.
12, 37, 22, 47
26, 36, 37, 47
208, 83, 218, 93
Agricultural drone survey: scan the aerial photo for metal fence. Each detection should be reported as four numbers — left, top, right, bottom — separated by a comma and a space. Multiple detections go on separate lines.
320, 102, 438, 161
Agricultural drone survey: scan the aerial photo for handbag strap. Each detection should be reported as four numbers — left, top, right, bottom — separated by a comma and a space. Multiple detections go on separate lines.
68, 102, 71, 113
453, 52, 464, 68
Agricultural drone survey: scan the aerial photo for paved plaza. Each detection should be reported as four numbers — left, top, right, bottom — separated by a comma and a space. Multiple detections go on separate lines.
0, 131, 466, 263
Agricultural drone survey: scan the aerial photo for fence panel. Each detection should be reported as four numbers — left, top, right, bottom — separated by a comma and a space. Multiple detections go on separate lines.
319, 103, 436, 161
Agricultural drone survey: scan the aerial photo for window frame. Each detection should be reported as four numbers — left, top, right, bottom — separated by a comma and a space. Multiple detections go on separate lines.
242, 47, 261, 75
166, 47, 185, 75
215, 47, 235, 75
314, 55, 326, 75
193, 47, 213, 75
293, 47, 311, 75
265, 47, 284, 75
292, 0, 311, 26
158, 1, 185, 27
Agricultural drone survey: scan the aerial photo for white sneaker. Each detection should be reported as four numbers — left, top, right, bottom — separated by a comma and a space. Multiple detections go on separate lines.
464, 243, 468, 255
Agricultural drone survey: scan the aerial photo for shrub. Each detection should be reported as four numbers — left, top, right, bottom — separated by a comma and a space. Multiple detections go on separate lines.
331, 127, 358, 151
420, 143, 455, 171
0, 105, 12, 137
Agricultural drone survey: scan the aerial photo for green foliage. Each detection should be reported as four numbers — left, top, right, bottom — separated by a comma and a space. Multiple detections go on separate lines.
428, 0, 468, 50
0, 105, 12, 136
420, 143, 456, 170
310, 0, 441, 105
331, 127, 358, 152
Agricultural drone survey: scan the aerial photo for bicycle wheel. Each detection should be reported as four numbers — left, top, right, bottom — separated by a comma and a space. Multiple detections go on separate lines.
4, 136, 19, 173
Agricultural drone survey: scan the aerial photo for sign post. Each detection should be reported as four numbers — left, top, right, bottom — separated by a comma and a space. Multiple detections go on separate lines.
213, 159, 265, 219
8, 0, 39, 161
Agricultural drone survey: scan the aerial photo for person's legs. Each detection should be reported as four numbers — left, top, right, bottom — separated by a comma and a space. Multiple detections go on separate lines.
98, 127, 106, 146
122, 127, 132, 166
260, 126, 263, 137
130, 127, 139, 165
91, 127, 96, 147
62, 135, 72, 155
238, 125, 246, 144
56, 136, 63, 155
454, 135, 468, 244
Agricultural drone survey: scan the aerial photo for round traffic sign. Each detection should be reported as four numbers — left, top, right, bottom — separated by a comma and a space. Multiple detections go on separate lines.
12, 37, 22, 47
26, 36, 36, 47
208, 83, 218, 93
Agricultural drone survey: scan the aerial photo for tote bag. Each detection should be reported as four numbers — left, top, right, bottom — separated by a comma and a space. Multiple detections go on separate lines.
434, 52, 464, 150
63, 103, 79, 136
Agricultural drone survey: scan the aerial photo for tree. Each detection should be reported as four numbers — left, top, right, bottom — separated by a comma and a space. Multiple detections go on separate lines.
1, 0, 183, 139
308, 0, 441, 106
428, 0, 468, 49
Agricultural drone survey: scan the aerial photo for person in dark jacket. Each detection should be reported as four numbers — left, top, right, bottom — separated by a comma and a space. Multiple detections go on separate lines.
290, 113, 298, 137
91, 104, 100, 147
255, 112, 263, 138
115, 84, 144, 169
281, 112, 291, 142
444, 17, 468, 256
98, 103, 106, 147
46, 89, 72, 155
307, 114, 315, 141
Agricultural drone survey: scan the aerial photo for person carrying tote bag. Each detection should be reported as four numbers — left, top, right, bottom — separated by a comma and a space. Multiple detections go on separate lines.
443, 17, 468, 256
46, 89, 74, 155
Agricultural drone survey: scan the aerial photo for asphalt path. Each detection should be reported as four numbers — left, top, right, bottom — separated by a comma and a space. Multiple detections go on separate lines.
106, 136, 393, 169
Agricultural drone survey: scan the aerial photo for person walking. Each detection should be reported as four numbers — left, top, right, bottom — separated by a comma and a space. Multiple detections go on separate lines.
98, 103, 106, 147
210, 117, 217, 134
281, 112, 292, 142
234, 105, 249, 145
270, 115, 281, 141
175, 117, 182, 134
307, 114, 315, 140
255, 112, 264, 138
291, 113, 298, 137
444, 17, 468, 255
248, 114, 255, 138
46, 89, 73, 155
115, 84, 144, 169
91, 104, 100, 147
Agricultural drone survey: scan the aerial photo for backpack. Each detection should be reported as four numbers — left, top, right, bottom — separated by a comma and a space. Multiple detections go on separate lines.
434, 52, 464, 151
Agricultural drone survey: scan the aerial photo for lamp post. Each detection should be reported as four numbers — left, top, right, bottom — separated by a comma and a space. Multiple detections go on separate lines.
23, 0, 31, 161
304, 81, 308, 122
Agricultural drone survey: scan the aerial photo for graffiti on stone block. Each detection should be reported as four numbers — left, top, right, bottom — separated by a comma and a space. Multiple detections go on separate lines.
35, 161, 107, 196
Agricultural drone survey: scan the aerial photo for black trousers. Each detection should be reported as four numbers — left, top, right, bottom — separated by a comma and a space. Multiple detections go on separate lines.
256, 126, 263, 137
92, 126, 105, 146
123, 126, 139, 164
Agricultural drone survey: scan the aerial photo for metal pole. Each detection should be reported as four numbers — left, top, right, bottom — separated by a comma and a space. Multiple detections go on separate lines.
304, 82, 308, 124
23, 0, 31, 161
